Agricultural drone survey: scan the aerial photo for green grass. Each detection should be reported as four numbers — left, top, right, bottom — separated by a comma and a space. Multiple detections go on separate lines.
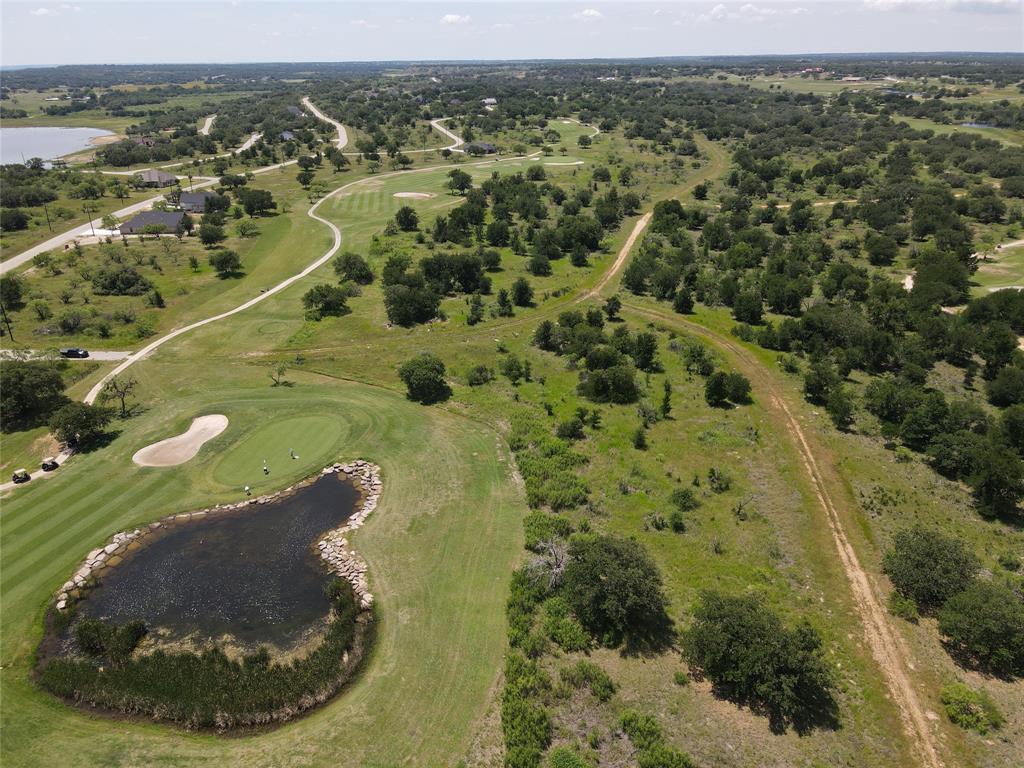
1, 376, 524, 767
972, 244, 1024, 295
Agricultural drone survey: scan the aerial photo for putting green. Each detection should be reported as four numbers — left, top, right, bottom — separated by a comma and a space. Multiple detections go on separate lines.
211, 414, 344, 487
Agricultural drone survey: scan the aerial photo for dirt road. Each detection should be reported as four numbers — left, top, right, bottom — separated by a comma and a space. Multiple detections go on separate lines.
624, 301, 942, 767
199, 114, 216, 136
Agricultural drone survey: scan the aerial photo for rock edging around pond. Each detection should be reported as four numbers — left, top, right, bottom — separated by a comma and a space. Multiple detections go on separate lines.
55, 460, 383, 614
317, 460, 381, 611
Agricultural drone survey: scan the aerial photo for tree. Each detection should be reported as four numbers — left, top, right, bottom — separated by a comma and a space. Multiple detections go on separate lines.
49, 402, 113, 448
333, 252, 374, 284
673, 288, 694, 314
682, 591, 837, 732
302, 283, 350, 321
395, 206, 419, 231
826, 386, 855, 430
269, 363, 288, 387
882, 525, 979, 611
705, 371, 730, 407
733, 291, 763, 324
938, 580, 1024, 677
1, 361, 66, 429
968, 441, 1024, 517
562, 535, 670, 647
398, 353, 450, 403
726, 372, 752, 404
511, 277, 534, 307
0, 274, 25, 308
660, 379, 672, 418
447, 169, 472, 195
865, 231, 899, 266
296, 169, 315, 188
100, 376, 138, 418
237, 187, 276, 216
208, 249, 241, 277
577, 135, 592, 149
603, 295, 621, 320
198, 222, 226, 246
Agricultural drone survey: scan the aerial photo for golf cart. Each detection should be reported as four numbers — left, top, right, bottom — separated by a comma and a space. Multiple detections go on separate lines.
11, 469, 30, 484
41, 457, 59, 472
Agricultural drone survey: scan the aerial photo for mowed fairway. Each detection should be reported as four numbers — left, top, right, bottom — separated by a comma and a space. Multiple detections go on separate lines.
0, 375, 525, 767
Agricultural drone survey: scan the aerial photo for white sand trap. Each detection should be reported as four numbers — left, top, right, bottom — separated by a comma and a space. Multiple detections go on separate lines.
393, 192, 435, 199
544, 161, 584, 166
133, 415, 228, 467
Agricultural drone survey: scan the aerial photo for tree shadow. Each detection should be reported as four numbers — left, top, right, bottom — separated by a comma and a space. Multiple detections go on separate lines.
75, 428, 122, 453
618, 612, 678, 658
699, 675, 841, 736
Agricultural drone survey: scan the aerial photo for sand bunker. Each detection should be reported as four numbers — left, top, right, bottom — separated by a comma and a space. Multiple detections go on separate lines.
544, 161, 584, 166
133, 415, 228, 467
393, 192, 435, 199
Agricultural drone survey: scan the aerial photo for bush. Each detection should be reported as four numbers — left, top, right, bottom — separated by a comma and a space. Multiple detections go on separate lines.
938, 580, 1024, 676
555, 417, 585, 441
542, 597, 591, 652
882, 526, 979, 611
397, 353, 449, 403
91, 265, 152, 295
523, 511, 573, 551
208, 248, 242, 277
670, 487, 700, 512
511, 277, 534, 307
559, 659, 615, 702
619, 710, 696, 768
682, 591, 837, 732
547, 747, 590, 768
501, 652, 552, 768
562, 535, 671, 647
887, 591, 920, 623
940, 682, 1004, 735
466, 364, 494, 386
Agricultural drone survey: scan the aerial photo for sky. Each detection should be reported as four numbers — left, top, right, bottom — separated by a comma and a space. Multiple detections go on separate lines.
1, 0, 1022, 66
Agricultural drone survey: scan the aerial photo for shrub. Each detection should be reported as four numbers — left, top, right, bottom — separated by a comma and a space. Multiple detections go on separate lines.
507, 568, 547, 648
887, 591, 920, 624
682, 591, 837, 731
708, 467, 732, 493
674, 670, 690, 686
512, 277, 534, 307
466, 364, 494, 386
938, 580, 1024, 676
670, 487, 700, 512
940, 682, 1004, 735
882, 526, 979, 611
559, 659, 615, 702
208, 248, 242, 277
547, 746, 590, 768
91, 265, 152, 295
619, 710, 696, 768
501, 652, 552, 768
542, 597, 591, 652
562, 535, 670, 647
523, 511, 573, 551
555, 417, 585, 441
398, 353, 450, 403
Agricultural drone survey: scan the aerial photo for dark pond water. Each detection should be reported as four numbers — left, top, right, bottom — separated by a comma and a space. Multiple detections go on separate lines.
79, 474, 358, 649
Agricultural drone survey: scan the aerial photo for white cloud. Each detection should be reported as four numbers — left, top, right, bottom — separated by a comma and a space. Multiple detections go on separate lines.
59, 3, 82, 10
573, 8, 604, 22
864, 0, 1020, 11
350, 19, 379, 29
697, 3, 810, 23
439, 13, 470, 25
30, 7, 57, 16
491, 22, 513, 29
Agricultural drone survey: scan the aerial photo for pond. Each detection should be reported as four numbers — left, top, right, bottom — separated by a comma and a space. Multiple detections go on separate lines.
0, 126, 114, 166
77, 473, 358, 651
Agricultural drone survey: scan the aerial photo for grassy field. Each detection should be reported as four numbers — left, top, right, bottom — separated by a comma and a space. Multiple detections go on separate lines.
0, 370, 525, 767
0, 186, 156, 260
972, 243, 1024, 294
3, 117, 1019, 767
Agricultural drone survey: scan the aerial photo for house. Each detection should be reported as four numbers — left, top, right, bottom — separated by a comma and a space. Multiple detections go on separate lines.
179, 191, 216, 213
119, 210, 186, 235
482, 97, 497, 106
467, 142, 497, 155
135, 169, 177, 187
131, 136, 157, 148
280, 130, 296, 141
286, 105, 305, 118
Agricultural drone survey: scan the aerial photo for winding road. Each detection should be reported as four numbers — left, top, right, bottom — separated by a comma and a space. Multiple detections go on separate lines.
302, 97, 348, 150
199, 115, 216, 136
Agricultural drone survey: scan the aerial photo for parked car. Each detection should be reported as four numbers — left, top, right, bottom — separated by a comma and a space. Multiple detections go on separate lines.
11, 469, 30, 484
41, 457, 59, 472
59, 348, 89, 359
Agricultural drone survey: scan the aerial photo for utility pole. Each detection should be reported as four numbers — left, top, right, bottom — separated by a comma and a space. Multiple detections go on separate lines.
42, 203, 53, 232
0, 302, 14, 341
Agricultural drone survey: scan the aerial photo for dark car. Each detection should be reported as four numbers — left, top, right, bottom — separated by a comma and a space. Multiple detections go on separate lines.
41, 457, 59, 472
59, 348, 89, 359
12, 469, 31, 484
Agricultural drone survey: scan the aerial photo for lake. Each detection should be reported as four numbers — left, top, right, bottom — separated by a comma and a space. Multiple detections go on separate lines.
77, 473, 358, 651
0, 126, 114, 165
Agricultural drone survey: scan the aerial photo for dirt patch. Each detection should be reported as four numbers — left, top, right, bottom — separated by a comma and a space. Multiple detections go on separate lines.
132, 414, 228, 467
393, 192, 435, 199
88, 134, 124, 146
